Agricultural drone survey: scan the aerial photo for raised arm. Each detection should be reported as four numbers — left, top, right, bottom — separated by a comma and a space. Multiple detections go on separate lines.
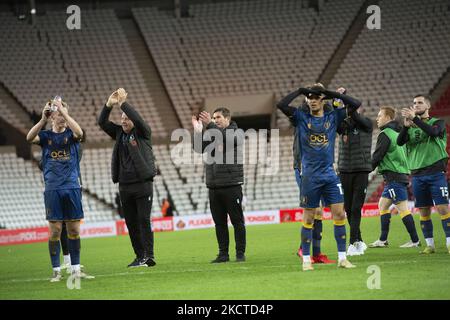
321, 89, 362, 112
58, 101, 83, 140
120, 102, 151, 139
192, 115, 211, 154
412, 117, 445, 138
98, 90, 121, 140
117, 88, 151, 139
276, 90, 301, 118
351, 110, 373, 133
26, 102, 51, 144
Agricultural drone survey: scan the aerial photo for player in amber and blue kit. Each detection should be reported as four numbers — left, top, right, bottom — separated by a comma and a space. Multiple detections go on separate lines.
26, 98, 94, 282
278, 83, 361, 271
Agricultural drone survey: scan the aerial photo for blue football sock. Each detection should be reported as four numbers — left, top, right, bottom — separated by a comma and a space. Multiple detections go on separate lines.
301, 224, 313, 256
334, 220, 346, 253
68, 236, 81, 265
312, 219, 322, 256
48, 240, 61, 268
441, 213, 450, 238
380, 212, 391, 241
420, 216, 433, 239
400, 211, 419, 243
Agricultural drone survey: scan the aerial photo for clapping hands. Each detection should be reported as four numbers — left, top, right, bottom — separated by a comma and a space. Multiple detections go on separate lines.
106, 88, 128, 108
401, 106, 417, 127
192, 115, 203, 133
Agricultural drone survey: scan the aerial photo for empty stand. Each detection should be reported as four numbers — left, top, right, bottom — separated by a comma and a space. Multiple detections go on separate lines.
132, 0, 365, 130
0, 151, 115, 229
329, 0, 450, 120
0, 9, 167, 142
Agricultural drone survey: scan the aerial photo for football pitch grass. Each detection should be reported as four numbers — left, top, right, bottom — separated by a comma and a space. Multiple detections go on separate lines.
1, 214, 449, 300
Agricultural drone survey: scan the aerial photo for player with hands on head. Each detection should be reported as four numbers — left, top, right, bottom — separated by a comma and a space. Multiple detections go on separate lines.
278, 83, 361, 271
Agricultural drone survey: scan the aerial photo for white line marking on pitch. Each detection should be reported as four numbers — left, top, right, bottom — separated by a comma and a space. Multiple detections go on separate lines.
0, 260, 420, 284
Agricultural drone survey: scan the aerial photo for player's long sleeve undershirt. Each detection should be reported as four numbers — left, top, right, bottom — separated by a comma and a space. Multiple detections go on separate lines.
276, 90, 302, 118
397, 118, 445, 146
322, 90, 361, 112
412, 117, 445, 138
371, 132, 390, 171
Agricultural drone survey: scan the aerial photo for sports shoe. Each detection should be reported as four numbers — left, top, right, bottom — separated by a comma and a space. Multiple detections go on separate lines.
65, 264, 84, 274
61, 263, 72, 274
236, 253, 246, 262
127, 257, 148, 268
356, 241, 368, 252
368, 239, 388, 248
297, 248, 303, 258
211, 255, 229, 263
312, 254, 336, 264
302, 261, 314, 271
420, 246, 435, 254
145, 257, 156, 267
347, 244, 362, 256
72, 270, 95, 279
338, 259, 356, 269
399, 240, 420, 248
447, 245, 450, 254
61, 262, 70, 270
50, 270, 62, 282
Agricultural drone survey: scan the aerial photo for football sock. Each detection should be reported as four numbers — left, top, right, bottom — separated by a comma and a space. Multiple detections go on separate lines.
60, 223, 69, 256
301, 222, 313, 257
71, 264, 81, 272
48, 239, 61, 268
440, 213, 450, 238
420, 215, 434, 242
63, 255, 71, 265
379, 210, 391, 242
338, 251, 347, 261
400, 211, 419, 243
312, 218, 323, 256
333, 219, 347, 254
68, 235, 81, 266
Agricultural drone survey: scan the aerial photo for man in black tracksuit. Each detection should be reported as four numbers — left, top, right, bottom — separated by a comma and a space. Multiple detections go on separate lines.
98, 88, 157, 268
336, 89, 373, 256
192, 107, 245, 263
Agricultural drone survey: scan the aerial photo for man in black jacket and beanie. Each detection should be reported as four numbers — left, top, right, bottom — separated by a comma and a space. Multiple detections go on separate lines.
98, 88, 157, 268
192, 108, 246, 263
336, 88, 373, 257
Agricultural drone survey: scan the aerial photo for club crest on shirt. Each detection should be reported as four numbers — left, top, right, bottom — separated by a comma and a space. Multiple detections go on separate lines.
64, 137, 68, 144
48, 139, 52, 146
129, 134, 137, 146
324, 121, 330, 129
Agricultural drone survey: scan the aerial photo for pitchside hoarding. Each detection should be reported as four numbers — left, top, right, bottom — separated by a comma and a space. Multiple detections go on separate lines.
0, 202, 426, 245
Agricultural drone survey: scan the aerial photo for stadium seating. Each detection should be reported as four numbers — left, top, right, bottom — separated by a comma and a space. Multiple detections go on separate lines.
132, 0, 366, 130
1, 0, 449, 230
0, 9, 167, 141
0, 151, 116, 229
329, 0, 450, 120
431, 86, 450, 116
